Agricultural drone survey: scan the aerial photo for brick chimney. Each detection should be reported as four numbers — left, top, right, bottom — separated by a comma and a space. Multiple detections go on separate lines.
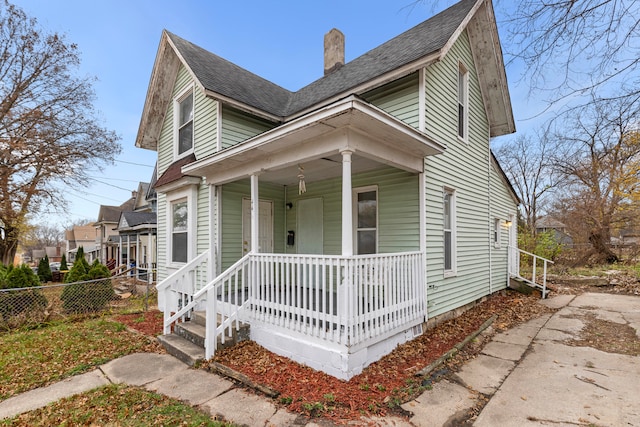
324, 28, 344, 75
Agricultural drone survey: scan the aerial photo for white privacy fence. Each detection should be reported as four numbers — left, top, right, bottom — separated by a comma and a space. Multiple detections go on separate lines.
158, 250, 426, 358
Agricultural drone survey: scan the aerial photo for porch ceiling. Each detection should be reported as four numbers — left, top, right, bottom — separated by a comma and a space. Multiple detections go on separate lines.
183, 96, 446, 185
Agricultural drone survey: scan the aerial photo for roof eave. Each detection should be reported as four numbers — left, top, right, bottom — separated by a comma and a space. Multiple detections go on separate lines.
183, 96, 446, 185
465, 0, 516, 137
135, 31, 184, 151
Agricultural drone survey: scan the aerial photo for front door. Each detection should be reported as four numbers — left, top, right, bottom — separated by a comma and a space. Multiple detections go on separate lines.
297, 197, 323, 254
242, 198, 274, 254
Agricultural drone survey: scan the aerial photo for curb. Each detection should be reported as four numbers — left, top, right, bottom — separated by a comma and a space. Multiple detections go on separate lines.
415, 314, 498, 378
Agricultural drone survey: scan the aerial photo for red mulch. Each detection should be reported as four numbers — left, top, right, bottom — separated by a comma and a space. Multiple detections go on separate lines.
115, 292, 552, 424
113, 310, 164, 336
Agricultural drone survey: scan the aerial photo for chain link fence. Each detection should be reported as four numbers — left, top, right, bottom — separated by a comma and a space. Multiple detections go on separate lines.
0, 274, 157, 332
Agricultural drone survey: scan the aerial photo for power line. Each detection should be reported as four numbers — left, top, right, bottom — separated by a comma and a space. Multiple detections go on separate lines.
115, 159, 154, 168
91, 178, 133, 192
86, 175, 141, 183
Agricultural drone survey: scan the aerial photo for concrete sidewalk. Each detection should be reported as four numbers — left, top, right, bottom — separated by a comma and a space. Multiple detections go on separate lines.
1, 292, 638, 426
402, 293, 640, 427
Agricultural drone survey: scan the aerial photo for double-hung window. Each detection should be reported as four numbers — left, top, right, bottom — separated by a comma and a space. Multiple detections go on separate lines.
171, 199, 188, 263
443, 189, 456, 275
177, 91, 193, 156
457, 63, 468, 141
355, 187, 378, 255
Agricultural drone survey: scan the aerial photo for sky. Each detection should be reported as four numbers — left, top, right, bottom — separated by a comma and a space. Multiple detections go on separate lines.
12, 0, 541, 228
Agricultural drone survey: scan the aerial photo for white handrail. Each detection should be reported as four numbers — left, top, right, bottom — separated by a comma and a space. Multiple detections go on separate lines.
508, 246, 554, 298
163, 253, 251, 327
156, 250, 210, 292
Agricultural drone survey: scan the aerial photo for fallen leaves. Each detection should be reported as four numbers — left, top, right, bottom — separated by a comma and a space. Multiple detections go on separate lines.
0, 318, 163, 401
204, 290, 553, 424
113, 310, 165, 336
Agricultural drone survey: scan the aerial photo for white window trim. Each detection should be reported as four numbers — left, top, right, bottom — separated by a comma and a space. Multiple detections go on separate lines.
353, 185, 378, 255
443, 187, 457, 277
173, 84, 195, 160
494, 218, 501, 249
166, 185, 197, 267
457, 62, 469, 143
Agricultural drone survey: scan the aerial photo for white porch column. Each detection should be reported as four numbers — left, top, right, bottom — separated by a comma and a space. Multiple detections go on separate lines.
208, 184, 217, 282
118, 236, 122, 266
341, 150, 353, 256
136, 232, 140, 279
250, 174, 260, 253
148, 228, 153, 284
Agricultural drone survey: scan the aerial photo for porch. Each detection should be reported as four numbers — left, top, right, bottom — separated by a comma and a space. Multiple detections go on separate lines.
156, 97, 445, 378
158, 250, 425, 379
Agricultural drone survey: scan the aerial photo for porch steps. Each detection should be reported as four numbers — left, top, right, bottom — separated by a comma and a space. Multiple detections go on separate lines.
509, 276, 550, 298
157, 311, 250, 366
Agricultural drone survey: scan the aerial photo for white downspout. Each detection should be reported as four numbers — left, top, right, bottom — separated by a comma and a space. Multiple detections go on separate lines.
487, 152, 493, 294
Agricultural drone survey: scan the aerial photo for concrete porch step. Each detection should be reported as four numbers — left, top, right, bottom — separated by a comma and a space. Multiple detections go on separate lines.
157, 334, 205, 366
509, 276, 550, 298
158, 310, 251, 366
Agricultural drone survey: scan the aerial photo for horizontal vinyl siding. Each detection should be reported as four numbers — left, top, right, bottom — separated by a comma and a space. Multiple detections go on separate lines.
363, 73, 420, 128
156, 66, 193, 280
423, 30, 496, 318
158, 66, 192, 175
285, 166, 420, 255
195, 97, 217, 159
156, 193, 167, 280
490, 164, 517, 290
220, 107, 277, 150
220, 180, 285, 271
196, 182, 210, 255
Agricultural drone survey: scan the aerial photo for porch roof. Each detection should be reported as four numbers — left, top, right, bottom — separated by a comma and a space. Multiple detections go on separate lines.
183, 97, 446, 185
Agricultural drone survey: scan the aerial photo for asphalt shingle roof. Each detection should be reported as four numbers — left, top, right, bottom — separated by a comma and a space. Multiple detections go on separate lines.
167, 0, 476, 118
121, 211, 157, 227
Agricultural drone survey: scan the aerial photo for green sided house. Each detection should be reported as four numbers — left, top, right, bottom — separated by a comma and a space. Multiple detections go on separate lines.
136, 0, 530, 380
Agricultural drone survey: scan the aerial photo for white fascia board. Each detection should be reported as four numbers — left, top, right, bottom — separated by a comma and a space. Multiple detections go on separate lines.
154, 176, 201, 194
438, 0, 484, 61
183, 97, 445, 183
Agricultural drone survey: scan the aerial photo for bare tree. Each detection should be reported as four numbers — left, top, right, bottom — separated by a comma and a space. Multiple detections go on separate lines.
20, 223, 64, 260
550, 93, 640, 264
0, 1, 121, 265
505, 0, 640, 104
494, 131, 558, 237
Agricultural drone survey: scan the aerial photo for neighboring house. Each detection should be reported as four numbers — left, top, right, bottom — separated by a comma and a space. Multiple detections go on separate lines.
31, 246, 62, 265
115, 171, 159, 278
94, 194, 136, 264
65, 225, 97, 263
134, 182, 151, 212
536, 216, 573, 247
137, 0, 521, 379
612, 228, 640, 247
116, 211, 157, 280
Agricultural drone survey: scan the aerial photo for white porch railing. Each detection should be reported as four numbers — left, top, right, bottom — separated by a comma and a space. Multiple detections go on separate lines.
157, 250, 426, 359
249, 251, 425, 348
508, 246, 554, 298
160, 252, 251, 359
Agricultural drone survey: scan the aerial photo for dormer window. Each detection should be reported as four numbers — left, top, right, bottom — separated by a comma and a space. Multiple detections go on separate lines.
176, 90, 193, 156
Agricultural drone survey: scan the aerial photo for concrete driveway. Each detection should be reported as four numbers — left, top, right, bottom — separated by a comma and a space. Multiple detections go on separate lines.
403, 292, 640, 427
475, 292, 640, 426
